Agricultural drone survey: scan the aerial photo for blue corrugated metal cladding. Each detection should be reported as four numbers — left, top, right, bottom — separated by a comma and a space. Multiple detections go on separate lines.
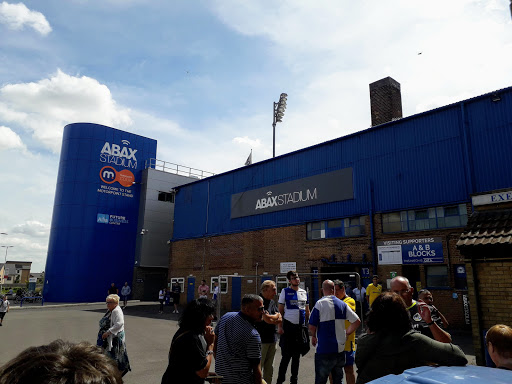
173, 87, 512, 240
44, 123, 157, 302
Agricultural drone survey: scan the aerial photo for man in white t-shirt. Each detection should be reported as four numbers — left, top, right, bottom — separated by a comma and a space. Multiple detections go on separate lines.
0, 294, 10, 326
352, 283, 366, 317
158, 287, 165, 314
276, 271, 310, 384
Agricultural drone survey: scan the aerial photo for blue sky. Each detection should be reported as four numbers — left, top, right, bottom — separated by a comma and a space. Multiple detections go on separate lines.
1, 0, 511, 272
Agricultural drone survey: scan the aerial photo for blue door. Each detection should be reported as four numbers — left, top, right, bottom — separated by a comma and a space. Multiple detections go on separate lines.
311, 275, 320, 307
231, 276, 242, 310
187, 276, 195, 303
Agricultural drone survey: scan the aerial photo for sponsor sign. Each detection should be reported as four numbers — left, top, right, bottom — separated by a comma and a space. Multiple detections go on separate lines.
97, 140, 137, 199
377, 237, 444, 265
97, 213, 129, 226
463, 294, 471, 325
231, 168, 353, 219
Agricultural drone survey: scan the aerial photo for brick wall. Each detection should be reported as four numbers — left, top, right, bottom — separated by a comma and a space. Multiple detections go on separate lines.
170, 212, 471, 325
466, 260, 512, 365
369, 76, 403, 126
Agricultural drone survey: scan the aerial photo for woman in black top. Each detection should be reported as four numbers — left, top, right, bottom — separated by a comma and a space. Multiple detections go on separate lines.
161, 298, 216, 384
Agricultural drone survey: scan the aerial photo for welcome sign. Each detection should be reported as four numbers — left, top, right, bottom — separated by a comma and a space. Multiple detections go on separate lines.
230, 168, 353, 218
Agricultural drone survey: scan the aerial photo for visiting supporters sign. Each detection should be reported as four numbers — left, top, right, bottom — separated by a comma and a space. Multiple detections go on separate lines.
377, 237, 444, 265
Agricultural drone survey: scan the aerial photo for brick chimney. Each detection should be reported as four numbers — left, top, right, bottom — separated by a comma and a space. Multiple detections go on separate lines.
369, 76, 402, 127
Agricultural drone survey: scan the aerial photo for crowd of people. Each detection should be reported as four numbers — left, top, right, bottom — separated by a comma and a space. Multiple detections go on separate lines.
0, 273, 510, 384
158, 271, 511, 384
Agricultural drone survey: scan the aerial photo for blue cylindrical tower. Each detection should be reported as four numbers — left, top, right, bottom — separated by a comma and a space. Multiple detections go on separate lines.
44, 123, 157, 302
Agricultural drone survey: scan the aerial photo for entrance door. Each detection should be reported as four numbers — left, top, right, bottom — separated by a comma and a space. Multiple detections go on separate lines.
402, 265, 421, 300
319, 266, 359, 292
142, 272, 167, 301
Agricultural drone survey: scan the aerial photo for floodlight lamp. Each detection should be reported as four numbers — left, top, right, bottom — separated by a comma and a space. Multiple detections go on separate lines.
280, 93, 288, 99
277, 105, 286, 113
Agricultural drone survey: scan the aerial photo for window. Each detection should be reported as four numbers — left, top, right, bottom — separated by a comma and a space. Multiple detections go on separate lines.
438, 204, 468, 228
344, 216, 366, 236
382, 212, 403, 232
425, 265, 449, 288
211, 276, 228, 294
307, 216, 366, 239
170, 277, 185, 292
382, 204, 468, 233
307, 222, 325, 240
158, 191, 174, 203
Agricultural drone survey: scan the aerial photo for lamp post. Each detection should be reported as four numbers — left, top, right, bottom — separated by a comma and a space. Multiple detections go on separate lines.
272, 93, 288, 158
1, 245, 13, 293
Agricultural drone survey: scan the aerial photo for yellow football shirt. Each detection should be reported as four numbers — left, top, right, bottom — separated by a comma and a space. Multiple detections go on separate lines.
366, 283, 382, 307
343, 296, 356, 352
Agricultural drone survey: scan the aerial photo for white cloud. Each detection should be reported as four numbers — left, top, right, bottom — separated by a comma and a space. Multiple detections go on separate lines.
209, 0, 512, 146
11, 220, 50, 238
233, 136, 262, 148
0, 1, 52, 35
0, 146, 57, 272
0, 69, 133, 153
0, 125, 26, 151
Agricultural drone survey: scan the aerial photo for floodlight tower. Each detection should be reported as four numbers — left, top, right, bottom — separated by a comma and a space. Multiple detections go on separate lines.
272, 93, 288, 158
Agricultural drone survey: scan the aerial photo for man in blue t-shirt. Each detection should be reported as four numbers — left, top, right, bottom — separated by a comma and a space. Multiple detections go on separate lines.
309, 280, 360, 384
276, 271, 310, 384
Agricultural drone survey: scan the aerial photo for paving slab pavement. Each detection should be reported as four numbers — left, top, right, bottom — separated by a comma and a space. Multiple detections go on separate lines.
0, 302, 475, 383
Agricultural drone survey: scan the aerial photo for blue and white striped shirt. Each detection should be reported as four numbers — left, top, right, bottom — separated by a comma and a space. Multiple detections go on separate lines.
278, 287, 308, 325
309, 295, 359, 354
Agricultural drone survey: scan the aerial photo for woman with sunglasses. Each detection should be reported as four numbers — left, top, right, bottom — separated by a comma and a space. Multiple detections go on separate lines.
98, 294, 131, 376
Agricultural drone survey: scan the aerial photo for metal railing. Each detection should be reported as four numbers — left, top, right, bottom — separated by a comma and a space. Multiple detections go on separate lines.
145, 159, 215, 179
214, 271, 364, 325
18, 296, 44, 307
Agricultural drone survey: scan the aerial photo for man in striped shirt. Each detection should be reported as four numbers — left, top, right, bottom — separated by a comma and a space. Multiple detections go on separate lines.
309, 280, 361, 384
214, 294, 264, 384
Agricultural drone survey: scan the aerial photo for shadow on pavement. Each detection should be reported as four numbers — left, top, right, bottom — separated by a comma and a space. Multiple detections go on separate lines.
83, 305, 476, 363
84, 303, 182, 321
